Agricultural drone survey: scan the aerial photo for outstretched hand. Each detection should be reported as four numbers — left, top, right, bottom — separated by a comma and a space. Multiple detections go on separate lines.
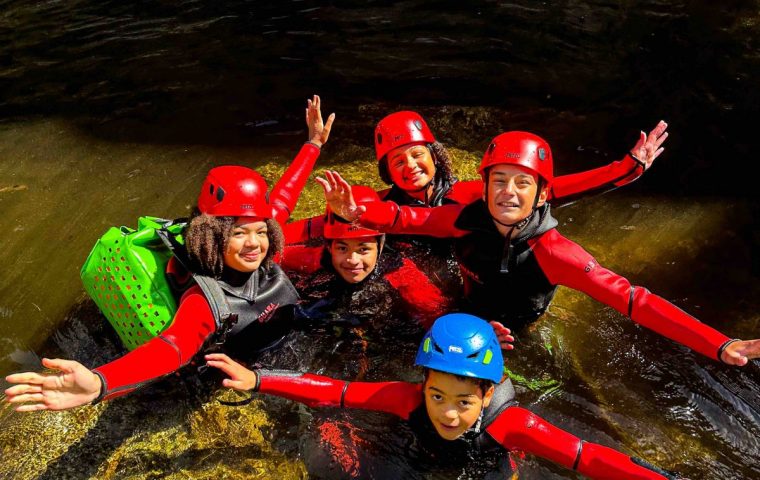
306, 94, 335, 148
205, 353, 258, 391
629, 120, 668, 170
490, 321, 515, 351
720, 339, 760, 366
315, 170, 366, 222
4, 358, 102, 411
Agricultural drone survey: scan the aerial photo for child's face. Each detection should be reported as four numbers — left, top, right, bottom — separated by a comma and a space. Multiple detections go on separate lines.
423, 370, 495, 441
483, 164, 548, 227
223, 218, 269, 272
329, 238, 379, 283
386, 144, 436, 192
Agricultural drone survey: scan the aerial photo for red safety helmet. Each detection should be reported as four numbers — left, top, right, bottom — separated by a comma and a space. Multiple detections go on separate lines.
197, 165, 273, 218
478, 131, 554, 185
323, 185, 382, 239
374, 111, 436, 161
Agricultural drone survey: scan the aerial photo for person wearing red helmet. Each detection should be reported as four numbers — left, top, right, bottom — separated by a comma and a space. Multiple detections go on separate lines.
317, 130, 760, 368
4, 96, 336, 411
286, 111, 666, 245
372, 110, 667, 208
280, 185, 452, 329
285, 110, 668, 311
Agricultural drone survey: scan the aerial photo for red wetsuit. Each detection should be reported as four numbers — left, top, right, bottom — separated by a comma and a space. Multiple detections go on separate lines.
283, 152, 645, 244
91, 142, 320, 402
280, 244, 451, 328
351, 199, 732, 362
248, 370, 676, 480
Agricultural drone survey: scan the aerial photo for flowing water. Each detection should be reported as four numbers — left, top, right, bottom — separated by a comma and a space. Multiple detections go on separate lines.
1, 1, 759, 479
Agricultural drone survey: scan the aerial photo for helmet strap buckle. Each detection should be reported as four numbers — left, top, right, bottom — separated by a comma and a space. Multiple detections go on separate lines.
472, 407, 485, 433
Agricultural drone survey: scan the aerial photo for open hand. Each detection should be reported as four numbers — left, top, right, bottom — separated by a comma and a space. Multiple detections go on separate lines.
720, 339, 760, 366
306, 94, 335, 147
315, 170, 366, 222
490, 321, 514, 351
4, 358, 102, 411
629, 120, 668, 170
205, 353, 258, 391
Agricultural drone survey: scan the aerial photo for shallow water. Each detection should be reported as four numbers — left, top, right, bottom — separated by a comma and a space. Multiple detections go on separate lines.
1, 1, 760, 479
1, 117, 758, 479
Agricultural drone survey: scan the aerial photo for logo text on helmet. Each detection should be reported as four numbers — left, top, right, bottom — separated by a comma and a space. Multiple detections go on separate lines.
448, 345, 463, 353
504, 152, 520, 159
240, 204, 254, 210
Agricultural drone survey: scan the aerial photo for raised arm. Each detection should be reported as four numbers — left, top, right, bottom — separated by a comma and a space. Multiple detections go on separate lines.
550, 121, 668, 206
270, 95, 336, 223
205, 353, 422, 418
534, 230, 759, 365
487, 406, 681, 480
317, 170, 466, 238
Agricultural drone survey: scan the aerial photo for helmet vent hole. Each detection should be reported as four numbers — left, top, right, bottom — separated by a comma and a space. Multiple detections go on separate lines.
487, 143, 496, 155
413, 120, 423, 130
432, 341, 443, 354
209, 184, 214, 195
376, 133, 383, 144
466, 352, 479, 359
216, 186, 225, 202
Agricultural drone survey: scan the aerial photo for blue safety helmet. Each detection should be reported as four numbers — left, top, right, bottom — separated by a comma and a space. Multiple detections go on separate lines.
415, 313, 504, 384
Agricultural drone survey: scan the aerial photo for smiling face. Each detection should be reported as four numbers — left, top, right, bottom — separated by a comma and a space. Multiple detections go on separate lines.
423, 370, 495, 441
223, 217, 270, 273
484, 164, 548, 230
329, 237, 380, 284
386, 144, 436, 192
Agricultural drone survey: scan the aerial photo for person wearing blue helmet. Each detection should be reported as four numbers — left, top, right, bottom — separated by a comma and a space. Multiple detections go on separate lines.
205, 313, 683, 479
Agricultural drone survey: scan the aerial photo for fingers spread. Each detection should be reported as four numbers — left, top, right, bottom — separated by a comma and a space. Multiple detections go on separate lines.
5, 372, 45, 385
15, 403, 50, 412
42, 358, 74, 374
205, 360, 237, 377
7, 392, 45, 404
5, 383, 43, 396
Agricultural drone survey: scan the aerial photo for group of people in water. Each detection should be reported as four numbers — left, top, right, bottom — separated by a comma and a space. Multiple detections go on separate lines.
5, 95, 760, 479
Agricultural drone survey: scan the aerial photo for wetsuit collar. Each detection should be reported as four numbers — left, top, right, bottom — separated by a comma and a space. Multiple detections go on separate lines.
385, 175, 455, 207
218, 268, 258, 302
455, 200, 557, 241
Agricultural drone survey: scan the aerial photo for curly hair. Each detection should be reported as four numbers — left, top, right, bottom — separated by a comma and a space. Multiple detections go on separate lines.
377, 142, 455, 188
185, 214, 284, 278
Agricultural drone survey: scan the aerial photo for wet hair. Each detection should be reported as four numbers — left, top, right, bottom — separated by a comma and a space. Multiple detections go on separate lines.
422, 368, 494, 396
185, 213, 284, 278
378, 142, 455, 188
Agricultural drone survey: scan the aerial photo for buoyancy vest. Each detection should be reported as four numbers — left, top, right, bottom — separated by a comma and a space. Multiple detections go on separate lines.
210, 264, 301, 356
381, 175, 456, 208
407, 378, 517, 461
453, 201, 559, 328
294, 247, 410, 329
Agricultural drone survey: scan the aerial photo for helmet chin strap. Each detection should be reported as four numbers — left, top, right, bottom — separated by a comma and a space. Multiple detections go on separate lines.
471, 404, 485, 434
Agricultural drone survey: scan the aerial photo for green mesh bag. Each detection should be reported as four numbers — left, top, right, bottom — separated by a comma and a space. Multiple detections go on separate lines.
80, 216, 187, 350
